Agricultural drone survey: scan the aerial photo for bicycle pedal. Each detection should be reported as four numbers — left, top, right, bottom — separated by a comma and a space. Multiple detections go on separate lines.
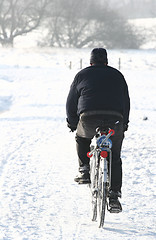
78, 179, 91, 184
109, 207, 122, 213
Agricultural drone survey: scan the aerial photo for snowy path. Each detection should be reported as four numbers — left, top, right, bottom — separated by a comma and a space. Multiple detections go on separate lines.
0, 49, 156, 240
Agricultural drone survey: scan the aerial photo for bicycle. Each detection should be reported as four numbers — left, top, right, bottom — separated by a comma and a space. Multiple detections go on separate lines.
87, 126, 119, 228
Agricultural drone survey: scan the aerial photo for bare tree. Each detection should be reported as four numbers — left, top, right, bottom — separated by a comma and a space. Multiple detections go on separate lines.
40, 0, 96, 48
90, 5, 143, 49
39, 0, 142, 49
0, 0, 49, 46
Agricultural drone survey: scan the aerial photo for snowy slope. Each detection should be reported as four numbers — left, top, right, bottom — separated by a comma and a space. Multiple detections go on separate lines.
0, 48, 156, 240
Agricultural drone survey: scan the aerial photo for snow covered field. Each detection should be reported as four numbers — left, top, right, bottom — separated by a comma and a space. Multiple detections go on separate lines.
0, 47, 156, 240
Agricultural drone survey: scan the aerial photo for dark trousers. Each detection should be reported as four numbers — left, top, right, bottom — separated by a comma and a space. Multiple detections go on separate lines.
75, 111, 124, 192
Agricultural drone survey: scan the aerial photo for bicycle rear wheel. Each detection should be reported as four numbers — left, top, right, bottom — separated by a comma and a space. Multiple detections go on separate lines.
98, 163, 107, 228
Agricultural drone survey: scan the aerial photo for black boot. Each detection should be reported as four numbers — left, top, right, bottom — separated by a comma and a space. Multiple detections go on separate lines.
109, 190, 122, 213
74, 165, 91, 184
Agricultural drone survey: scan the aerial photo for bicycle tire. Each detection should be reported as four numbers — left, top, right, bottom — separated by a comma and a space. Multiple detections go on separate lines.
98, 163, 107, 228
90, 151, 98, 221
92, 178, 98, 221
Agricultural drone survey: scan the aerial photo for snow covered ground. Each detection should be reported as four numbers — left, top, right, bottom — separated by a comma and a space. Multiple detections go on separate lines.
0, 47, 156, 240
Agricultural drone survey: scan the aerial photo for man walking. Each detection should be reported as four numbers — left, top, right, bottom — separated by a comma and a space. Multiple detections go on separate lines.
66, 48, 130, 211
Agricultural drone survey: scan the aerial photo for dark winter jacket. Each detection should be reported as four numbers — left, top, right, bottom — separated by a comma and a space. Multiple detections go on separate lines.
66, 65, 130, 127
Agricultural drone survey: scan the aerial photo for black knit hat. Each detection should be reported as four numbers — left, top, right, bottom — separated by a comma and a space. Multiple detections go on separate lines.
90, 48, 108, 64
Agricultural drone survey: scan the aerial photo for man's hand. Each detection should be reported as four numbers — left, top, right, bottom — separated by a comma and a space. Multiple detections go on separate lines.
67, 123, 77, 132
123, 123, 128, 131
66, 118, 77, 132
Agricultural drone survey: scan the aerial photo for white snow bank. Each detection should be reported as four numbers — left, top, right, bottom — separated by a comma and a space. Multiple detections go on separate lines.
0, 47, 156, 240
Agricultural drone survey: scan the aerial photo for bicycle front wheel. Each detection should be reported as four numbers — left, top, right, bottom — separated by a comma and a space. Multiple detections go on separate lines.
90, 150, 98, 221
98, 166, 107, 228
